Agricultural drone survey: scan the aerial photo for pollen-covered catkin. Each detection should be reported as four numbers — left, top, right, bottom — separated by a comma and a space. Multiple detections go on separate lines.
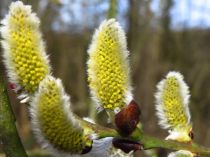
0, 1, 50, 93
87, 19, 132, 113
155, 71, 192, 142
30, 76, 91, 155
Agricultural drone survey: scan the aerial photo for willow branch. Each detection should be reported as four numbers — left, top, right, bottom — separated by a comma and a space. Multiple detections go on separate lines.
83, 119, 210, 157
140, 133, 210, 156
0, 65, 28, 157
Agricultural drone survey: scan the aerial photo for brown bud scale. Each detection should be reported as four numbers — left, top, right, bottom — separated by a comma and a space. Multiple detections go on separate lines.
115, 100, 141, 136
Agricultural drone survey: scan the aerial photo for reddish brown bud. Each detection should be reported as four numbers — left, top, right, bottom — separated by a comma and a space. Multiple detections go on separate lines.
9, 82, 17, 90
115, 100, 141, 136
112, 138, 143, 153
8, 82, 22, 94
81, 144, 92, 154
189, 129, 194, 140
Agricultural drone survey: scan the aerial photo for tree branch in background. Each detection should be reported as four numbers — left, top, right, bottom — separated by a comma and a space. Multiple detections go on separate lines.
0, 65, 28, 157
107, 0, 117, 18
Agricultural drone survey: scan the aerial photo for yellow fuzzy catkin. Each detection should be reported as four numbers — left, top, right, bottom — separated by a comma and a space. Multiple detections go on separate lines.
87, 19, 132, 113
0, 1, 50, 93
155, 71, 192, 142
30, 76, 91, 154
163, 77, 188, 127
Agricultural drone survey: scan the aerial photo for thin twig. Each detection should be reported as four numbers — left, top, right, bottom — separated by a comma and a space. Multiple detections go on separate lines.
92, 123, 210, 157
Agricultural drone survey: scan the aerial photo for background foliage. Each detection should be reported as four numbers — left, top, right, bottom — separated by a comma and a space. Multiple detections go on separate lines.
1, 0, 210, 156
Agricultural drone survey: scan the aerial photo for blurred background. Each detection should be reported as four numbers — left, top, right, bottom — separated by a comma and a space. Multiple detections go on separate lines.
1, 0, 210, 156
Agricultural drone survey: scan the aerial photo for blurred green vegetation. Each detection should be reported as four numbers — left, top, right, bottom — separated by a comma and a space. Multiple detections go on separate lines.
1, 0, 210, 157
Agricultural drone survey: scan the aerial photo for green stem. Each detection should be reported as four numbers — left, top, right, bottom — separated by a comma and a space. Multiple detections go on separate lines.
107, 0, 117, 19
0, 66, 28, 157
140, 134, 210, 156
93, 125, 210, 156
76, 115, 119, 138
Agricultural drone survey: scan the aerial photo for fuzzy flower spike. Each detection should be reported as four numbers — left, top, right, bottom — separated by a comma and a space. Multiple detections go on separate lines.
87, 19, 132, 115
0, 1, 50, 99
30, 75, 93, 155
155, 71, 192, 142
30, 75, 119, 157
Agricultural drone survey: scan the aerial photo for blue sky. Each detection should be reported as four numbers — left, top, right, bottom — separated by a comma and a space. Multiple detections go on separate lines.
151, 0, 210, 28
57, 0, 210, 30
